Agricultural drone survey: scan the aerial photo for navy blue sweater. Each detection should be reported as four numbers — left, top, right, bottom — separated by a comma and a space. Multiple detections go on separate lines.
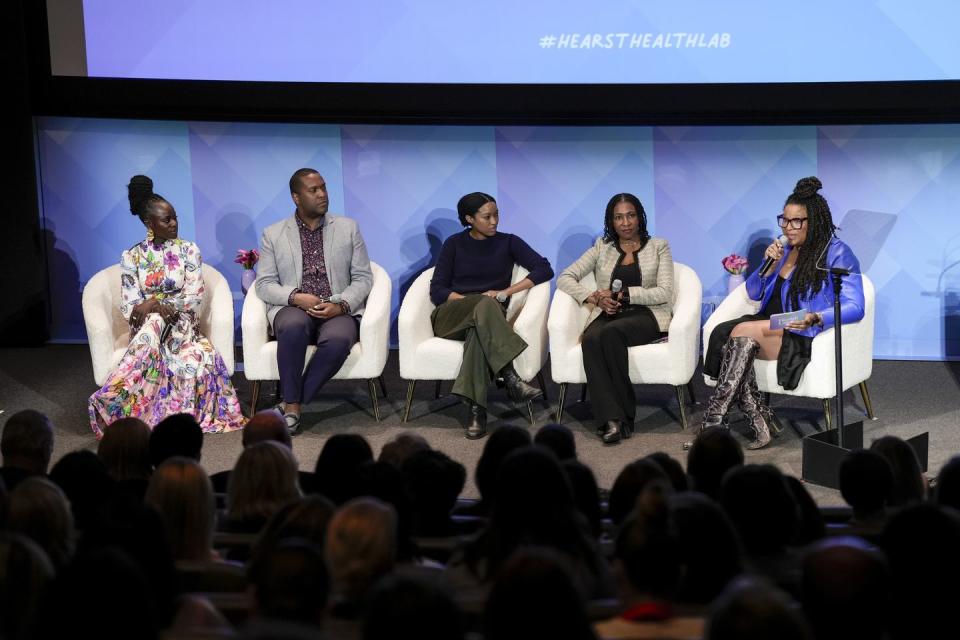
429, 231, 554, 306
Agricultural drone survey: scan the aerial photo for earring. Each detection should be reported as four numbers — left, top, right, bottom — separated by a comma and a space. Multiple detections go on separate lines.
146, 227, 154, 242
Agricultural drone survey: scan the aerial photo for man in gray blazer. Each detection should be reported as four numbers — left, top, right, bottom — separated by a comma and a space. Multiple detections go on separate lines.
255, 168, 373, 433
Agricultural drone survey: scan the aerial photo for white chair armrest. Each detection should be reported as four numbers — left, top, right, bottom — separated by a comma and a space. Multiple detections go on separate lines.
512, 280, 550, 381
357, 262, 391, 377
398, 268, 438, 379
202, 266, 235, 375
241, 283, 271, 380
82, 269, 121, 386
547, 288, 590, 353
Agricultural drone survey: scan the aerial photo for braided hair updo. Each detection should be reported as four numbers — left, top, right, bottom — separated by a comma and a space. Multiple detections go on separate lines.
602, 193, 650, 250
127, 175, 168, 223
784, 176, 837, 310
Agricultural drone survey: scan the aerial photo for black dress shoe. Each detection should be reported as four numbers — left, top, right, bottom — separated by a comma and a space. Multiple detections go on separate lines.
500, 364, 544, 404
601, 420, 623, 445
465, 403, 488, 440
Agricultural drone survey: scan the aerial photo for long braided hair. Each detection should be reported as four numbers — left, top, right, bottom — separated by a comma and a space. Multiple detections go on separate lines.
602, 193, 651, 250
127, 175, 168, 223
785, 176, 837, 310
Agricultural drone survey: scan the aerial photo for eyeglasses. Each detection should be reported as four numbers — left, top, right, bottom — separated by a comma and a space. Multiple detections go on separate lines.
777, 215, 808, 230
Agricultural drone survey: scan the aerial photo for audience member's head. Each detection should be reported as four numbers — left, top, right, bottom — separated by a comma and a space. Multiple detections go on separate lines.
472, 446, 603, 595
839, 449, 893, 520
720, 464, 798, 555
707, 576, 812, 640
483, 547, 597, 640
935, 455, 960, 511
36, 547, 158, 640
0, 409, 54, 476
646, 451, 689, 492
784, 476, 825, 545
350, 460, 417, 561
608, 458, 671, 526
250, 495, 336, 569
149, 413, 203, 468
364, 575, 464, 640
870, 435, 925, 506
98, 417, 152, 482
615, 481, 682, 601
227, 441, 302, 529
48, 449, 115, 532
248, 539, 328, 627
801, 536, 889, 640
563, 459, 603, 539
881, 504, 960, 639
378, 431, 430, 470
313, 434, 374, 505
242, 409, 291, 449
670, 492, 742, 604
7, 477, 75, 570
402, 449, 467, 537
325, 497, 397, 608
474, 425, 532, 509
145, 457, 214, 562
686, 426, 743, 501
534, 423, 576, 461
0, 533, 54, 640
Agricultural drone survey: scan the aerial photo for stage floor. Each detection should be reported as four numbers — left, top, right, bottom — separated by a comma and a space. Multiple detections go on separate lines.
1, 345, 957, 505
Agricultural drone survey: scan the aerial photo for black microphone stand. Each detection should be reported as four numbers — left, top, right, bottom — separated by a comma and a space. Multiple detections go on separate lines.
829, 267, 848, 447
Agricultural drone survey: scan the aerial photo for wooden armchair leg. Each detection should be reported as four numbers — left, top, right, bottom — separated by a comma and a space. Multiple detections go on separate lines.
555, 383, 567, 423
402, 380, 417, 423
675, 386, 689, 430
822, 398, 833, 432
859, 381, 877, 420
367, 379, 381, 422
249, 380, 262, 416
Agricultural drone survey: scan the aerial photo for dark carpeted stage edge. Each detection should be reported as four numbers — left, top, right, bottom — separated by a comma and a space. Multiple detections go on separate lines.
1, 346, 957, 505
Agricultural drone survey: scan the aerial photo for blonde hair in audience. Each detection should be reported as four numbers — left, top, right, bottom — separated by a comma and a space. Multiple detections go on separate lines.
227, 441, 302, 523
145, 457, 215, 562
7, 477, 76, 570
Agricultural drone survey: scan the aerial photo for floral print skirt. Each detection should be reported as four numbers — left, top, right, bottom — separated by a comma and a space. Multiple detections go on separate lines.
88, 313, 245, 438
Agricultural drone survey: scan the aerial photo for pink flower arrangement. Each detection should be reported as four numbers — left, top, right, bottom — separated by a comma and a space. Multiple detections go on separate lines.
234, 249, 260, 270
722, 253, 748, 275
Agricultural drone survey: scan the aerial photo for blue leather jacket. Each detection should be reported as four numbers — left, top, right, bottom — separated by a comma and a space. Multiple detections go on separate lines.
745, 237, 865, 339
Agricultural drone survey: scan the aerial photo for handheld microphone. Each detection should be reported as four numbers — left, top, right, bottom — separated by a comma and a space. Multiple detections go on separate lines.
760, 234, 789, 276
496, 292, 508, 303
611, 279, 622, 294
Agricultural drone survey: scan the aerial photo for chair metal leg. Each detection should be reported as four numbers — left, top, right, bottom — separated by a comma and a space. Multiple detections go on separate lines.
675, 385, 689, 430
686, 380, 697, 405
378, 375, 388, 399
536, 371, 549, 403
434, 380, 442, 399
822, 398, 833, 432
859, 381, 877, 420
403, 380, 417, 423
367, 379, 381, 422
555, 383, 567, 423
250, 380, 262, 416
580, 384, 588, 403
526, 401, 535, 426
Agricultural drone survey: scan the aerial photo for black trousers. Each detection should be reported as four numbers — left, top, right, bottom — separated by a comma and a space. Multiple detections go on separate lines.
582, 306, 663, 424
274, 307, 359, 404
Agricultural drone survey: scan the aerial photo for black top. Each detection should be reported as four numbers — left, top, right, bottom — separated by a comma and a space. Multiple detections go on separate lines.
429, 231, 554, 306
762, 276, 786, 317
610, 250, 643, 291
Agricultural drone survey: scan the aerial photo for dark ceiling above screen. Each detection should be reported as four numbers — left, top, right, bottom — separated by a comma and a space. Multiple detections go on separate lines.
34, 0, 960, 124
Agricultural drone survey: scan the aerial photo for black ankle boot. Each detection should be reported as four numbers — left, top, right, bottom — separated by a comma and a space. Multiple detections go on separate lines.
601, 419, 623, 445
500, 363, 543, 404
465, 403, 488, 440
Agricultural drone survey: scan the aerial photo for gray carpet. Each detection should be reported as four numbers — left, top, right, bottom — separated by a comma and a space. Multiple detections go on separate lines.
1, 345, 957, 505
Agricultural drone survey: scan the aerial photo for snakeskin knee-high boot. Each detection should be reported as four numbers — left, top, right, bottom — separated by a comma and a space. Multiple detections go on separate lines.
737, 364, 779, 450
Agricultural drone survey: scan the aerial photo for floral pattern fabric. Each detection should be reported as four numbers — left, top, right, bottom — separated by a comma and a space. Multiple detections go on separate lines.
88, 238, 245, 437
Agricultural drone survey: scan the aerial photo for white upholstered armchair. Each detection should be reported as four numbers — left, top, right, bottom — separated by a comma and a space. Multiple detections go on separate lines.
241, 261, 392, 420
547, 262, 702, 429
702, 274, 876, 429
397, 265, 550, 424
82, 263, 235, 386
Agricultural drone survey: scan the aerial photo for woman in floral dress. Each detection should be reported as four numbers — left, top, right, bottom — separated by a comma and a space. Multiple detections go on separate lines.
88, 175, 245, 437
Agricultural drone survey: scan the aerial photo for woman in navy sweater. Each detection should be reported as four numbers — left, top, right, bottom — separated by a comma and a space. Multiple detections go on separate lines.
430, 192, 554, 439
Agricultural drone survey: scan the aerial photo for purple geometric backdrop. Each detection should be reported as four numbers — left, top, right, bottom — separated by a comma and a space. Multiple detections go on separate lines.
34, 117, 960, 360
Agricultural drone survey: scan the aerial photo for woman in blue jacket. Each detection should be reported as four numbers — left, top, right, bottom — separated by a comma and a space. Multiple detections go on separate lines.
697, 177, 865, 450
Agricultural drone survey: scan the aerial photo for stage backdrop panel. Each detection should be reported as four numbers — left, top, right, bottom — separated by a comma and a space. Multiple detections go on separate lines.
33, 117, 960, 360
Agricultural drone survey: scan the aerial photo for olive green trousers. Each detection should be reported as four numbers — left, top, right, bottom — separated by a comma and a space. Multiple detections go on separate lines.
431, 294, 528, 408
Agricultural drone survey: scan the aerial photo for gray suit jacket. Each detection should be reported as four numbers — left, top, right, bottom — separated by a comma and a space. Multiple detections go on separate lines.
557, 236, 674, 332
255, 213, 373, 329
